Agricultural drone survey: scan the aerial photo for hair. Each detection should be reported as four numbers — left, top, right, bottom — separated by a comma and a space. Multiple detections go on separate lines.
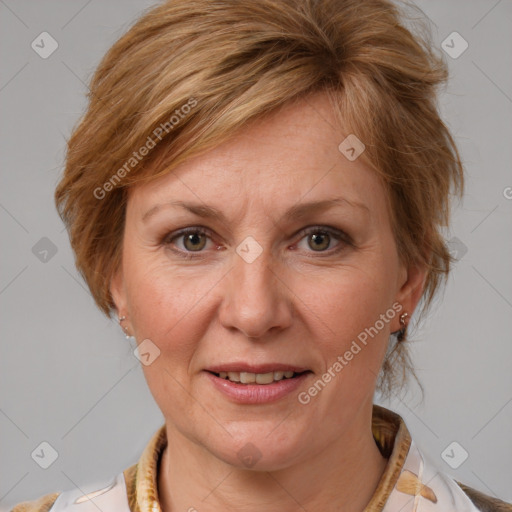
55, 0, 464, 397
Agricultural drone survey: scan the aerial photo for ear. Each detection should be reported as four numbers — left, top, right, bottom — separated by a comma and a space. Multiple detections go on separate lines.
393, 261, 428, 331
110, 267, 127, 317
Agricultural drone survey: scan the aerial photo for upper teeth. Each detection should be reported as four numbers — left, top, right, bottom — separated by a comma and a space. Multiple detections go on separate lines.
218, 371, 295, 384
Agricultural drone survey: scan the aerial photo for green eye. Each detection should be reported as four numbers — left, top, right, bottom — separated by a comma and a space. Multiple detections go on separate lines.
297, 227, 350, 255
181, 231, 208, 252
307, 231, 332, 251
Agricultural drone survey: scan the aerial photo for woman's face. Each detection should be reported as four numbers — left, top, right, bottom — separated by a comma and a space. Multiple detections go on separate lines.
111, 92, 425, 470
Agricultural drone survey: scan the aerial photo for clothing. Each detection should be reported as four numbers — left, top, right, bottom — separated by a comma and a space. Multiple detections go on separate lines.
11, 405, 511, 511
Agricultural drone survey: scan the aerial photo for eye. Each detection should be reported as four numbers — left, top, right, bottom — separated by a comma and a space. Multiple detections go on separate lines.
163, 225, 351, 259
296, 226, 349, 254
165, 227, 213, 255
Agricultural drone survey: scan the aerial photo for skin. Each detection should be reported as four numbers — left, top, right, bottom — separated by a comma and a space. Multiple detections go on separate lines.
111, 91, 427, 512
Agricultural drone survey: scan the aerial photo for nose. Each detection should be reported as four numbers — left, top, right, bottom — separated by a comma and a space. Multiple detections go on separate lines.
218, 247, 293, 340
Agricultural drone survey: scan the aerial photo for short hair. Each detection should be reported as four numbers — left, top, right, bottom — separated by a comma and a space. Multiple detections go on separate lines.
55, 0, 464, 397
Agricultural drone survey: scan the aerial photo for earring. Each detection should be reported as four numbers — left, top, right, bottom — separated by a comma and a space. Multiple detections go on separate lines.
118, 315, 132, 339
396, 312, 409, 342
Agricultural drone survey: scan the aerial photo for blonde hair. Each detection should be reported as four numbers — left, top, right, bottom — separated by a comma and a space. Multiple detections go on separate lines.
55, 0, 463, 396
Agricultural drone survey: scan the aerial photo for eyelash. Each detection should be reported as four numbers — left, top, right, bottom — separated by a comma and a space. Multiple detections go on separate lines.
163, 226, 352, 260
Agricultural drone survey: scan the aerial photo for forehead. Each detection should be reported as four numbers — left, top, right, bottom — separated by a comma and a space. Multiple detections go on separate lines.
127, 93, 386, 220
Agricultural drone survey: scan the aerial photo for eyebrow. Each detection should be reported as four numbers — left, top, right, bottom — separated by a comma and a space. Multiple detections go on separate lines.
142, 197, 369, 224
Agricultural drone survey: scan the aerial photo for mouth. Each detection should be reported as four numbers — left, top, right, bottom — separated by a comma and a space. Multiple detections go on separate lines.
207, 370, 311, 385
204, 365, 312, 404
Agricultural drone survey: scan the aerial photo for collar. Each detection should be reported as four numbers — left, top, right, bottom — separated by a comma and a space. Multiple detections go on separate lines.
123, 404, 412, 512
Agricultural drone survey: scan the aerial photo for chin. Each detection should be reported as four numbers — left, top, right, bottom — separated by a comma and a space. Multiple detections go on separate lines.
203, 427, 308, 472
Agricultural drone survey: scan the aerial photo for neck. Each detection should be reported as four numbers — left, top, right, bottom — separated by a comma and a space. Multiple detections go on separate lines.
157, 407, 388, 512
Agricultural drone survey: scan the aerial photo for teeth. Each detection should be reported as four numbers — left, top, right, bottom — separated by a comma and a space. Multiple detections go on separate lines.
216, 370, 300, 384
240, 372, 256, 384
256, 372, 274, 384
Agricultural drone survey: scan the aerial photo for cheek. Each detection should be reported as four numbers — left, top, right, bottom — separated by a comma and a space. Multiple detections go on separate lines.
297, 263, 396, 344
123, 259, 212, 414
124, 254, 220, 357
291, 255, 398, 403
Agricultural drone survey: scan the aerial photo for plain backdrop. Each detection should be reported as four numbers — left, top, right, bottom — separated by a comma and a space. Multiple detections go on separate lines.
1, 0, 511, 509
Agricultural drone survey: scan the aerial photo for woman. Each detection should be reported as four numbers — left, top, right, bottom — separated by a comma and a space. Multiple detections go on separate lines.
12, 0, 511, 510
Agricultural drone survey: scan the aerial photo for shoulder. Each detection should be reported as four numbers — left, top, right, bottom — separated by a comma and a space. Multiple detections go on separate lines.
457, 482, 512, 512
10, 492, 60, 512
9, 467, 136, 512
385, 432, 511, 512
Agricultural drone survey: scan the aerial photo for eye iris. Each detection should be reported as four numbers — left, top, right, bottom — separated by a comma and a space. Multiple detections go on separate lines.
309, 232, 330, 251
184, 232, 206, 251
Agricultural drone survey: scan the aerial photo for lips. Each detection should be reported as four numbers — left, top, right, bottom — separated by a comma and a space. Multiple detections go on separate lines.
205, 368, 311, 404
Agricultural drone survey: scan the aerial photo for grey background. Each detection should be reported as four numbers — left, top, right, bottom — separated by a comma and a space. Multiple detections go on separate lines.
0, 0, 511, 509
